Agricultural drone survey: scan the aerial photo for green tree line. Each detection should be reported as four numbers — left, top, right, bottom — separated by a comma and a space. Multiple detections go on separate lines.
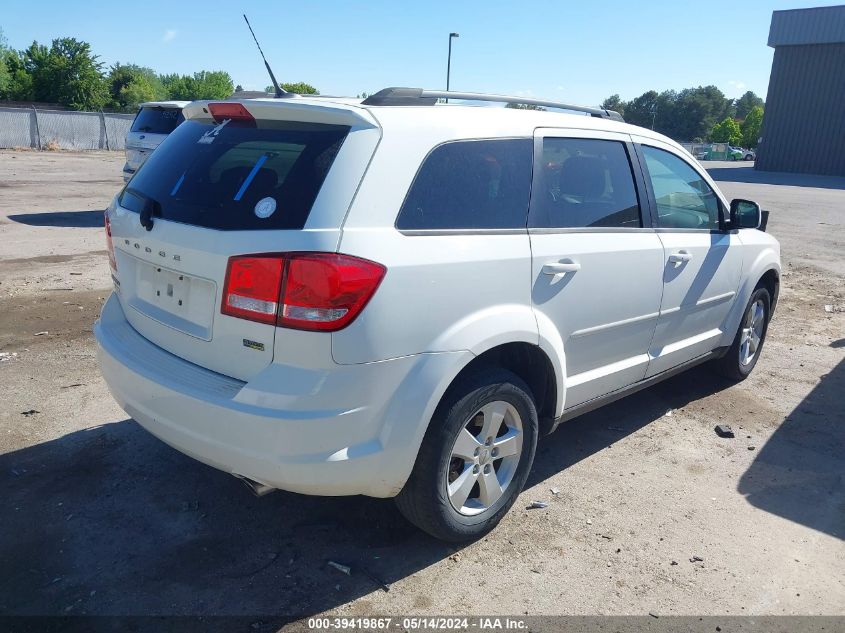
0, 30, 241, 111
601, 87, 765, 148
264, 82, 319, 95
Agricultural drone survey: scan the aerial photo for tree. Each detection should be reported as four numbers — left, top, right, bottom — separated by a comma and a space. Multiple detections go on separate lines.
25, 38, 109, 109
234, 84, 244, 93
163, 70, 233, 100
160, 73, 190, 100
190, 70, 233, 99
1, 49, 33, 100
600, 94, 624, 117
266, 82, 319, 95
735, 91, 764, 120
666, 86, 731, 141
710, 117, 742, 145
741, 105, 764, 148
107, 63, 165, 111
0, 29, 10, 97
622, 90, 659, 128
599, 85, 737, 141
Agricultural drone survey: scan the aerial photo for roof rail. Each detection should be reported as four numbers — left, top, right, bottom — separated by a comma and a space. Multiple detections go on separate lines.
361, 87, 624, 122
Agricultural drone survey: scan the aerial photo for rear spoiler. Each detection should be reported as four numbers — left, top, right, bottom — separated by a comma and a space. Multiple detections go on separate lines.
182, 99, 379, 129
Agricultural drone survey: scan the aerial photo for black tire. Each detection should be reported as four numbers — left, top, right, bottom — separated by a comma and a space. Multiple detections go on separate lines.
713, 287, 771, 381
395, 368, 538, 542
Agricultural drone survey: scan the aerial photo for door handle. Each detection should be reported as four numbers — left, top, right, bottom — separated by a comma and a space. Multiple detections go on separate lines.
668, 251, 693, 264
542, 260, 581, 277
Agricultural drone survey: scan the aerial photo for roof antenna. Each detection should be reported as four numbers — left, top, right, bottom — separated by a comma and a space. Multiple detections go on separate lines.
243, 14, 289, 98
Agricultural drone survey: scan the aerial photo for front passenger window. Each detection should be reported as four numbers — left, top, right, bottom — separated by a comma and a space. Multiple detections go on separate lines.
641, 145, 721, 230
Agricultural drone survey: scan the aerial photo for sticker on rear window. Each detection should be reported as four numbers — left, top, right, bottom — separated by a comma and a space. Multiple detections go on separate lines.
254, 197, 277, 219
197, 118, 230, 144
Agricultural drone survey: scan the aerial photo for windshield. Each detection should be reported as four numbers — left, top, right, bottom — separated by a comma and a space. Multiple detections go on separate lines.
119, 118, 349, 231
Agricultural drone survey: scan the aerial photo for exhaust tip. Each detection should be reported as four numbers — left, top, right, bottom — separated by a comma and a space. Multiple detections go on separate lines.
234, 474, 276, 497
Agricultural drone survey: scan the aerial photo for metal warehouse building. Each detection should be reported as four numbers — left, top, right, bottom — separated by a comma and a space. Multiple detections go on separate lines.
756, 5, 845, 176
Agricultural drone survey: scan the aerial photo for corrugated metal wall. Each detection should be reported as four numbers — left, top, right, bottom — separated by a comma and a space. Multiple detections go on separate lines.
756, 43, 845, 176
769, 6, 845, 46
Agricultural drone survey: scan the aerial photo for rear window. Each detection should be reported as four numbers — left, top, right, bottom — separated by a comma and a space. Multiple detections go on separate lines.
131, 107, 184, 134
119, 119, 349, 231
396, 138, 533, 230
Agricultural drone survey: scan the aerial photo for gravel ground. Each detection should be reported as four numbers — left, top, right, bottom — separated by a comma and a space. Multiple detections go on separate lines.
0, 151, 842, 621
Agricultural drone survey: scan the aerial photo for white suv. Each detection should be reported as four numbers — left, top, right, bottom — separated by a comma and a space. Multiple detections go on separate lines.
95, 88, 780, 541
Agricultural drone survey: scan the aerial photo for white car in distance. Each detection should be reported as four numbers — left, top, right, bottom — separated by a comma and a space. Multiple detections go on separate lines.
122, 101, 189, 182
96, 88, 780, 541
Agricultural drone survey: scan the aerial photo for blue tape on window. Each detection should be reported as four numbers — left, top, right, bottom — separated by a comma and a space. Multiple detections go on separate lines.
234, 154, 269, 201
169, 172, 186, 197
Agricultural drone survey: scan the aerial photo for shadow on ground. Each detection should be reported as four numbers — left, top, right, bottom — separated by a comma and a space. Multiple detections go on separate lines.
0, 364, 840, 620
7, 210, 104, 228
739, 358, 845, 540
705, 165, 845, 190
0, 366, 731, 618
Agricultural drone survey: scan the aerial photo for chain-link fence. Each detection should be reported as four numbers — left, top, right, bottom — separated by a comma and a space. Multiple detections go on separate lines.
0, 107, 134, 151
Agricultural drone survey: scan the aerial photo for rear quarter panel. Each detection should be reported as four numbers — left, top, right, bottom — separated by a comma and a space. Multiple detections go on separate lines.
333, 109, 538, 366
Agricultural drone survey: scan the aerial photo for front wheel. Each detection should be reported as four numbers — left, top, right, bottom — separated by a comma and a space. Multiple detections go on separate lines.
713, 287, 771, 380
395, 368, 538, 542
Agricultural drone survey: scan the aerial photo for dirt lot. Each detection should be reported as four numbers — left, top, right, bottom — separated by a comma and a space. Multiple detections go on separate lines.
0, 151, 842, 621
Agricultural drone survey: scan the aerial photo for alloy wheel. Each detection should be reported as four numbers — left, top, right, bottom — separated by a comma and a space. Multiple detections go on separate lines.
739, 299, 765, 366
446, 401, 523, 516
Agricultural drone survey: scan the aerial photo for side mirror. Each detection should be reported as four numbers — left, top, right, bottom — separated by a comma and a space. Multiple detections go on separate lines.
730, 199, 762, 229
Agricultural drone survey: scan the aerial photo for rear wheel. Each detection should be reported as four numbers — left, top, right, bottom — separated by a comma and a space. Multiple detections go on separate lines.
395, 368, 538, 542
714, 287, 771, 380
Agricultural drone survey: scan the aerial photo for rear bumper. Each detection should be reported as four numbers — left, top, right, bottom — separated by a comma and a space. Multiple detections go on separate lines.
94, 293, 469, 497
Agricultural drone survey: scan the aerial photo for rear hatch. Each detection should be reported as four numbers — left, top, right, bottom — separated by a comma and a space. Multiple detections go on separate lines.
108, 99, 380, 381
125, 104, 186, 173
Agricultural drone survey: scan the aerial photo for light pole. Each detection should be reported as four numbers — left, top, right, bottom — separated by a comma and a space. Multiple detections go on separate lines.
446, 32, 459, 101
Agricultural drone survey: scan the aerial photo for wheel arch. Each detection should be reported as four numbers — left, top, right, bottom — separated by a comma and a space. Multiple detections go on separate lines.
756, 267, 780, 312
441, 342, 560, 437
720, 250, 781, 348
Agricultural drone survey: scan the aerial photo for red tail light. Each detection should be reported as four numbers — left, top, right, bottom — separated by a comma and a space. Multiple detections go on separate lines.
221, 253, 386, 332
105, 211, 117, 271
208, 102, 255, 123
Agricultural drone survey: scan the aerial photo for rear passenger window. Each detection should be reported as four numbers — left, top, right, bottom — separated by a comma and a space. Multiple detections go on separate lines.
396, 139, 532, 230
641, 145, 721, 230
530, 138, 642, 229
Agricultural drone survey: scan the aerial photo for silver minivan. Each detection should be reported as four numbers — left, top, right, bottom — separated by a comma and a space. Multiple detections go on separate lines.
122, 101, 189, 182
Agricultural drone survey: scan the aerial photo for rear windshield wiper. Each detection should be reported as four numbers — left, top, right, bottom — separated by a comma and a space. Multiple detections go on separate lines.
127, 187, 162, 231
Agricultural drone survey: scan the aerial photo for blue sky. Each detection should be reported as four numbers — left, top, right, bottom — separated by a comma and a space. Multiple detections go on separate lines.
1, 0, 838, 105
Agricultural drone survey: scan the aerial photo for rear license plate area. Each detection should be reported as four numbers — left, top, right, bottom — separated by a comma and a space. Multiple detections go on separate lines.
128, 259, 216, 340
